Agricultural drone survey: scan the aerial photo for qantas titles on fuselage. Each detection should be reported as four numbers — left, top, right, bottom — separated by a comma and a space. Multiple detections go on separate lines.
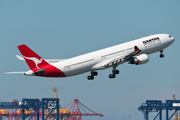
142, 37, 160, 44
11, 34, 174, 80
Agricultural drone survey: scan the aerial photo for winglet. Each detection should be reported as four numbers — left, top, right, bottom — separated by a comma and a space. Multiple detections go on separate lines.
134, 46, 139, 51
123, 45, 141, 61
133, 46, 141, 55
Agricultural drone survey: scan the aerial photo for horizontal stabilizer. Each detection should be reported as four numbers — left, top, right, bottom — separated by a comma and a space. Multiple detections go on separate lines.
16, 55, 65, 63
16, 55, 25, 61
4, 71, 25, 74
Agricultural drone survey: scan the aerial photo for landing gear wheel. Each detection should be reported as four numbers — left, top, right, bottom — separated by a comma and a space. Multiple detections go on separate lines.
87, 75, 94, 80
109, 74, 112, 78
87, 71, 98, 80
160, 54, 164, 58
109, 65, 119, 79
91, 76, 94, 80
109, 74, 116, 79
93, 71, 98, 76
112, 70, 119, 74
87, 75, 91, 80
112, 74, 116, 78
115, 70, 119, 74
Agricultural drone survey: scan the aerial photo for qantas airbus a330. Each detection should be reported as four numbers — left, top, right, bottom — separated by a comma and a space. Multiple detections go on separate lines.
6, 34, 174, 80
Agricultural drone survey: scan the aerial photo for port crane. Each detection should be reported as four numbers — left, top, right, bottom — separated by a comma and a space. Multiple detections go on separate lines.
0, 87, 104, 120
173, 95, 180, 120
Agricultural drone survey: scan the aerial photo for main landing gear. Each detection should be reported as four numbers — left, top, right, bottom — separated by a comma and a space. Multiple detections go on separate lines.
109, 65, 119, 79
87, 71, 98, 80
160, 50, 164, 58
87, 65, 120, 80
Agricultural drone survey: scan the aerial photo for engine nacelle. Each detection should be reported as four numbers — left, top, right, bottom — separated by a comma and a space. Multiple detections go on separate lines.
129, 54, 149, 65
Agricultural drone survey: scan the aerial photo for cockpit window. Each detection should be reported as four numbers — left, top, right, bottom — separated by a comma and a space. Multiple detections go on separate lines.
169, 35, 171, 38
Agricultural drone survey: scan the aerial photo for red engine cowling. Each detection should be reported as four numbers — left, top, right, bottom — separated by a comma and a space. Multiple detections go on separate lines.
129, 54, 149, 65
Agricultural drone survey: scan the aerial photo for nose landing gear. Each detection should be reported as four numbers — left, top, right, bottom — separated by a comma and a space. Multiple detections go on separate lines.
160, 50, 164, 58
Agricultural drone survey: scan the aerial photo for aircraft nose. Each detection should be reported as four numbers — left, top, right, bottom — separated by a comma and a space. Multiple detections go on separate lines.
172, 37, 175, 42
164, 35, 175, 47
169, 35, 175, 44
162, 34, 175, 48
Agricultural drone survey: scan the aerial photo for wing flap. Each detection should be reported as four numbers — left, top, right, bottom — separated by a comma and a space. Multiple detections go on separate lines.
104, 55, 126, 67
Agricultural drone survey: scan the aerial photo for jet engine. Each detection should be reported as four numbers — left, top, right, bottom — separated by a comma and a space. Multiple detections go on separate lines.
129, 54, 149, 65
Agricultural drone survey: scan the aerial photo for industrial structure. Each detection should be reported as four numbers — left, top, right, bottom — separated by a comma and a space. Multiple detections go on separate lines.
53, 87, 58, 98
62, 99, 104, 120
138, 99, 180, 120
0, 98, 103, 120
0, 98, 60, 120
173, 95, 180, 120
0, 87, 103, 120
1, 87, 179, 120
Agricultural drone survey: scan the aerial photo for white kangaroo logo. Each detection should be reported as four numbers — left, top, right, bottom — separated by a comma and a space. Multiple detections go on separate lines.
23, 56, 43, 68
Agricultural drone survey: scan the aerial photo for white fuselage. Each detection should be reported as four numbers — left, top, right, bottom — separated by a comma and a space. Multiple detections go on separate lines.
50, 34, 174, 77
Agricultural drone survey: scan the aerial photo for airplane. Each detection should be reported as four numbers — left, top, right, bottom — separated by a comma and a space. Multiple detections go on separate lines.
6, 34, 175, 80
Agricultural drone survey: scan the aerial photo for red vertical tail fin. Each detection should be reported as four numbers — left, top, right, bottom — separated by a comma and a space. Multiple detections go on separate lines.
17, 44, 49, 70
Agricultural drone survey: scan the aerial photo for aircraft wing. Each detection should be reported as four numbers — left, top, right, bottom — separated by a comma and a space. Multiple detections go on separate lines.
16, 55, 66, 63
104, 46, 141, 67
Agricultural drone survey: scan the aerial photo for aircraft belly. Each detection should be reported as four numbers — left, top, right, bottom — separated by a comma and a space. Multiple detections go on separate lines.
58, 59, 95, 77
63, 64, 93, 76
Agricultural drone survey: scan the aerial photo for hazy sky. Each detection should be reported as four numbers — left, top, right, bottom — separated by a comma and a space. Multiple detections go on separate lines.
1, 1, 180, 120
